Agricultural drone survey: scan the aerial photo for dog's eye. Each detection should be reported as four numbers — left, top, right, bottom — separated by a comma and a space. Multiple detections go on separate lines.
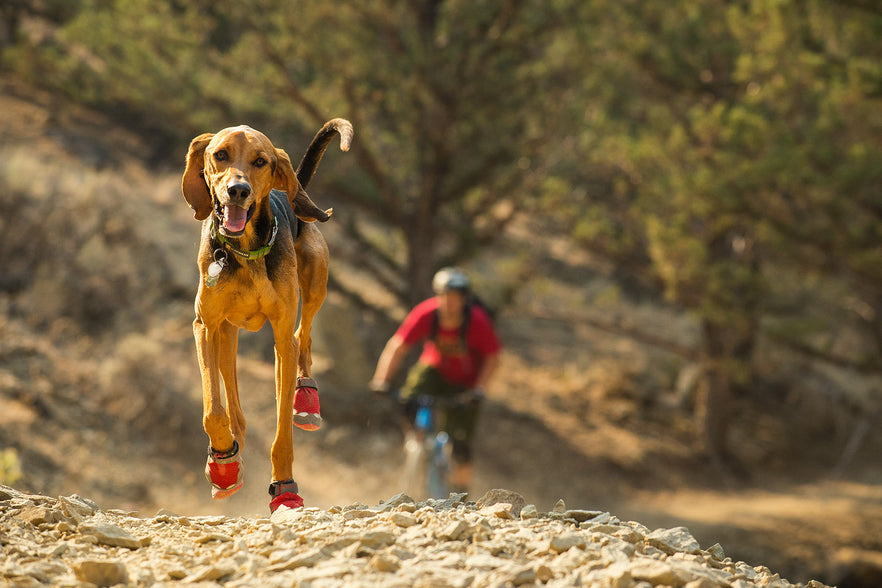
214, 150, 228, 162
253, 157, 267, 168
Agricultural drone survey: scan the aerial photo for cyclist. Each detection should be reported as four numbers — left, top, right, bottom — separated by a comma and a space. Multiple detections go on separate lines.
370, 267, 501, 495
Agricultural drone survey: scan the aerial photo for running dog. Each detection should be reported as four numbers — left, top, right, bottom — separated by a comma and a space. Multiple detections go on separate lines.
181, 119, 352, 511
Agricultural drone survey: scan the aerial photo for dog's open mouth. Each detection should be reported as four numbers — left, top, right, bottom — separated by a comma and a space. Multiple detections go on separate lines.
215, 202, 255, 237
224, 204, 248, 233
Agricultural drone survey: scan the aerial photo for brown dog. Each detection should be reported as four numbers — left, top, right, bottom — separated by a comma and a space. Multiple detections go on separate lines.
181, 119, 352, 511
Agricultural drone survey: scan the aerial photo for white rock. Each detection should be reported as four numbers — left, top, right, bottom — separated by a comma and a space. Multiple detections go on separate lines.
646, 526, 701, 554
550, 533, 587, 553
78, 521, 142, 549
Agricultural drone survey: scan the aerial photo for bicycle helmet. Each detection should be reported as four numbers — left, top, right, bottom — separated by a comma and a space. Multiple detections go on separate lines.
432, 267, 470, 294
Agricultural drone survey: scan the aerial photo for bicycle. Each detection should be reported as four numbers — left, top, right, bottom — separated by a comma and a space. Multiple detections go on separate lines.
400, 394, 454, 499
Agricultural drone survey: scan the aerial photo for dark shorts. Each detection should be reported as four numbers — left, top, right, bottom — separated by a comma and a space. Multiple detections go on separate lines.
400, 362, 481, 463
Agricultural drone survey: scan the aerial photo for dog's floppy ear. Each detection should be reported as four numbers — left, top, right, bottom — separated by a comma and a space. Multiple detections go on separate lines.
274, 147, 332, 223
182, 133, 215, 221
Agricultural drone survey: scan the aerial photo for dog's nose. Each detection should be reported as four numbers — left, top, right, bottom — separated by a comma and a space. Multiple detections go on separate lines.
227, 182, 251, 201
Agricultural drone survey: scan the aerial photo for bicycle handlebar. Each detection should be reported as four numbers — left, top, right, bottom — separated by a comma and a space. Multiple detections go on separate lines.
410, 389, 483, 408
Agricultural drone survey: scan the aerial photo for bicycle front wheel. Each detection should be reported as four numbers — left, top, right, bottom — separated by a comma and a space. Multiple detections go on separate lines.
400, 429, 428, 498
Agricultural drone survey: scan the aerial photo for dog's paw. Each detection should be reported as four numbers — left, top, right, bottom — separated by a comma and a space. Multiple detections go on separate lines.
294, 378, 322, 431
205, 442, 244, 499
270, 491, 304, 512
268, 479, 304, 512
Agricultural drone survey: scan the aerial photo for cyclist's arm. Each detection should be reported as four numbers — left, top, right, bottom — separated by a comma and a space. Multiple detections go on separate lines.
370, 334, 412, 391
473, 351, 500, 393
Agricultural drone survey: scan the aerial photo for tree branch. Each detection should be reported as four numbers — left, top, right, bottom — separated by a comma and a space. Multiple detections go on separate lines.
526, 307, 699, 360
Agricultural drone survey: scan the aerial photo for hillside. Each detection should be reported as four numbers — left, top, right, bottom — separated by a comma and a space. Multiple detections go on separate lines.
0, 74, 881, 587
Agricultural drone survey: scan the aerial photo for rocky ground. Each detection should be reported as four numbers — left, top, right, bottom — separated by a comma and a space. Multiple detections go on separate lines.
1, 484, 831, 588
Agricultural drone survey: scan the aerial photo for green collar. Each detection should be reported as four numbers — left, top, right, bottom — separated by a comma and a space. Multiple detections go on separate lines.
211, 215, 279, 260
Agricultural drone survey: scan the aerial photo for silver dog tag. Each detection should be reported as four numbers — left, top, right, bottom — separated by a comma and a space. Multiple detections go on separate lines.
205, 250, 227, 287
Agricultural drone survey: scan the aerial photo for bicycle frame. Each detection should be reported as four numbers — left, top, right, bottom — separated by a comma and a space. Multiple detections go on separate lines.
401, 395, 452, 499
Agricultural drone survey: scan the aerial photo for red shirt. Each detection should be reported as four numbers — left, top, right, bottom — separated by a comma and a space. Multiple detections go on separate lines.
396, 297, 501, 388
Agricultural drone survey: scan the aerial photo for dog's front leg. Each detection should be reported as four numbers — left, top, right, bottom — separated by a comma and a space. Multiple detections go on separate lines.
194, 316, 235, 452
195, 315, 245, 499
218, 320, 246, 446
266, 321, 307, 511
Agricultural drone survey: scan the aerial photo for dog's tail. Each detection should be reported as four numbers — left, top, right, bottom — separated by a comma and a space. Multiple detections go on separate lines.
296, 118, 353, 190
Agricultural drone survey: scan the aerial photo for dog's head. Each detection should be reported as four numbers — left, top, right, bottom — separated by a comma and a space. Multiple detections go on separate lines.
182, 126, 331, 236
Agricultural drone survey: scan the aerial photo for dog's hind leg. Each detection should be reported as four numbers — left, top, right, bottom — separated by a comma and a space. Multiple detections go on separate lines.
291, 223, 329, 432
294, 223, 330, 378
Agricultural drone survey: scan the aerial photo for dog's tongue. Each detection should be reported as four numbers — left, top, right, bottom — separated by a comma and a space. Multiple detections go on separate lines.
223, 205, 248, 233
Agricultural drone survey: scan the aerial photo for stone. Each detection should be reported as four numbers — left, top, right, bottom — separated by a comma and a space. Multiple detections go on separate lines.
343, 508, 378, 520
705, 542, 726, 560
78, 521, 142, 549
267, 546, 331, 571
511, 565, 537, 585
631, 559, 681, 585
360, 530, 397, 549
390, 511, 417, 527
20, 560, 68, 583
18, 505, 55, 526
73, 560, 128, 587
565, 509, 605, 523
371, 553, 401, 572
685, 578, 723, 588
182, 562, 237, 583
476, 489, 526, 517
520, 504, 538, 519
646, 526, 701, 554
536, 563, 554, 582
374, 492, 415, 511
195, 531, 233, 543
478, 502, 515, 519
59, 495, 97, 521
437, 519, 469, 541
550, 533, 587, 553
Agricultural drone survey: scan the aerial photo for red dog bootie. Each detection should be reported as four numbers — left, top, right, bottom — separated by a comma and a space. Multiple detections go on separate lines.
293, 377, 322, 431
205, 441, 244, 499
269, 479, 304, 512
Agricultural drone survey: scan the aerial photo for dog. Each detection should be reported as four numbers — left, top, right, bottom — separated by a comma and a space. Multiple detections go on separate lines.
181, 119, 352, 511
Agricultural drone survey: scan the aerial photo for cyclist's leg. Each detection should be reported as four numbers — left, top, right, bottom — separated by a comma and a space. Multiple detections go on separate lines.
400, 362, 443, 422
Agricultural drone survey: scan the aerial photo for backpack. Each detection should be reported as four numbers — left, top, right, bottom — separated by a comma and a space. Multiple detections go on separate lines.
429, 296, 496, 349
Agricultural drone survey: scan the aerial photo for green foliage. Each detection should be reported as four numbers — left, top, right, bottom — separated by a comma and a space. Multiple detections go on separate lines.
4, 0, 579, 305
2, 0, 880, 376
0, 448, 21, 486
554, 0, 882, 365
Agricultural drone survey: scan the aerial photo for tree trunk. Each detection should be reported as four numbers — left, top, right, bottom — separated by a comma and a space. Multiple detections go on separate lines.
694, 229, 763, 459
696, 319, 733, 459
404, 215, 437, 307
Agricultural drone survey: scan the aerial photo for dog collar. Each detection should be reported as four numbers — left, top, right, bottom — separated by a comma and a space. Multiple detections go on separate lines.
211, 215, 279, 260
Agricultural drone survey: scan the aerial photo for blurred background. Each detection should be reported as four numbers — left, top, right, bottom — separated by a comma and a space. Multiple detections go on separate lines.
0, 0, 880, 585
